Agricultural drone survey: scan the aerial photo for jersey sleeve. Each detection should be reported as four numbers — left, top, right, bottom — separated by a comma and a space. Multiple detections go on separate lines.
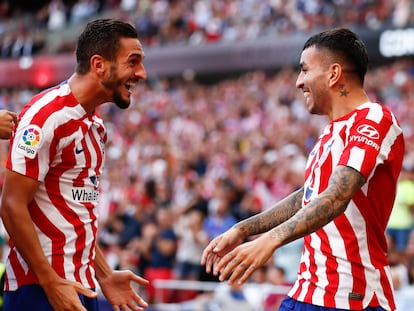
338, 105, 403, 180
7, 112, 56, 182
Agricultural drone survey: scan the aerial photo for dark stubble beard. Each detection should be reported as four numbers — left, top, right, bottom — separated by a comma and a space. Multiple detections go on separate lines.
101, 68, 131, 110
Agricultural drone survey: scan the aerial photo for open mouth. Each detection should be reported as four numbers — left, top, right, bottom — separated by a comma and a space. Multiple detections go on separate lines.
125, 81, 136, 93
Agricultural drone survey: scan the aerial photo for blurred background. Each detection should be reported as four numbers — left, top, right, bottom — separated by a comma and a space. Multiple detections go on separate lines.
0, 0, 414, 310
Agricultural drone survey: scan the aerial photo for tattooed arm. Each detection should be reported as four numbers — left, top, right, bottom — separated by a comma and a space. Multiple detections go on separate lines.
201, 165, 365, 285
235, 186, 304, 238
201, 187, 304, 272
266, 165, 365, 247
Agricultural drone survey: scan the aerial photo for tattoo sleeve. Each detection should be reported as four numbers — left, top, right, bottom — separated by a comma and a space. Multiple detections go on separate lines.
268, 165, 366, 247
234, 187, 304, 237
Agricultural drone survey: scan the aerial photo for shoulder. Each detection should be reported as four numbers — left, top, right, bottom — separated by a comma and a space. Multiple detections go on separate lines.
355, 102, 397, 125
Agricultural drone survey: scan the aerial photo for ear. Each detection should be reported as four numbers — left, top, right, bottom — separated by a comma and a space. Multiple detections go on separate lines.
90, 55, 106, 76
327, 63, 342, 87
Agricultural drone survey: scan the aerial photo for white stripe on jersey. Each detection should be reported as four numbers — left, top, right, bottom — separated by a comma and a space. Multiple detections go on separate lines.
361, 102, 383, 123
347, 146, 365, 172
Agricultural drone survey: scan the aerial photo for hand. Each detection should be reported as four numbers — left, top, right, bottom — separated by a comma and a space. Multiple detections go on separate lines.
98, 270, 149, 311
205, 233, 275, 286
201, 227, 244, 275
42, 278, 98, 311
0, 110, 17, 139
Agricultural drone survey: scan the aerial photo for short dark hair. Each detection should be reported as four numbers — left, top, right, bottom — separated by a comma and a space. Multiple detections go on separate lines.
303, 28, 369, 84
75, 19, 139, 74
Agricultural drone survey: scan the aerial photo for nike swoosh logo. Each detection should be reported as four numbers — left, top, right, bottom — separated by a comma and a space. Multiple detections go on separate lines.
75, 147, 84, 154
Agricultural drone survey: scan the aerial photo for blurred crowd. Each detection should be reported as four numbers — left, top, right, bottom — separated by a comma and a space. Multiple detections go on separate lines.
1, 0, 414, 57
1, 57, 414, 309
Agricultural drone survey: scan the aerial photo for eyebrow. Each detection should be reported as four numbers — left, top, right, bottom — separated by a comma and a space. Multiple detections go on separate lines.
129, 52, 145, 61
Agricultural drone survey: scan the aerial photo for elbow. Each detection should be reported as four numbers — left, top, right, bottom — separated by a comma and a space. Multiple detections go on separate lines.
0, 196, 20, 226
0, 198, 11, 225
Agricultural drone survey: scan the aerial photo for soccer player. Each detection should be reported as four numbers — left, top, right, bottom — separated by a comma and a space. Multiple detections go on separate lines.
0, 19, 149, 311
201, 28, 404, 311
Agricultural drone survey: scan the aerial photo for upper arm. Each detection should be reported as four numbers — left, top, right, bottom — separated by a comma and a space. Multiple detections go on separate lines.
1, 169, 40, 214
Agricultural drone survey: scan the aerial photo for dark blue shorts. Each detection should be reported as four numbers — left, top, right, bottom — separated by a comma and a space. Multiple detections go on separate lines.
3, 284, 99, 311
279, 296, 387, 311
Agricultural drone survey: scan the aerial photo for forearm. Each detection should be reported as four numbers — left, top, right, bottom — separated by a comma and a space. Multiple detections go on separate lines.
0, 170, 61, 285
0, 200, 59, 285
266, 165, 365, 248
94, 244, 112, 283
234, 187, 304, 238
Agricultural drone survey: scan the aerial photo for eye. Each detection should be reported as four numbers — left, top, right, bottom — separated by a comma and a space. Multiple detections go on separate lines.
129, 59, 138, 66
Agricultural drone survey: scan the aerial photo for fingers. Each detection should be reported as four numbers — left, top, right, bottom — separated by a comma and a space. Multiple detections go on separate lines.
132, 292, 149, 309
204, 250, 216, 274
129, 273, 149, 286
0, 110, 17, 139
215, 252, 238, 281
8, 111, 18, 123
113, 298, 147, 311
201, 240, 219, 273
201, 235, 230, 273
201, 240, 216, 266
0, 110, 17, 123
211, 248, 259, 286
228, 263, 257, 285
73, 282, 98, 298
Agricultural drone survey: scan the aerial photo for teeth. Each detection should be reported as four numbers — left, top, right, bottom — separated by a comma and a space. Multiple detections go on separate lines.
126, 82, 135, 90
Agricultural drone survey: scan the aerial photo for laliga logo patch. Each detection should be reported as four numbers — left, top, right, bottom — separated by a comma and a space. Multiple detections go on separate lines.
16, 125, 43, 159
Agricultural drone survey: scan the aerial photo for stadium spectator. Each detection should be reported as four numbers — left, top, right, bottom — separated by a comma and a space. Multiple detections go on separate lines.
387, 165, 414, 254
0, 0, 412, 57
141, 207, 178, 304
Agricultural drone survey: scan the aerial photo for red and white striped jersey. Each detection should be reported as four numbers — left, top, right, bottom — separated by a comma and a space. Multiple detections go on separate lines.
289, 102, 404, 310
5, 82, 107, 290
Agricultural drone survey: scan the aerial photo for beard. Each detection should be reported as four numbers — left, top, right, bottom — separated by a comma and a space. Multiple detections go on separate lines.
113, 91, 130, 110
101, 69, 131, 110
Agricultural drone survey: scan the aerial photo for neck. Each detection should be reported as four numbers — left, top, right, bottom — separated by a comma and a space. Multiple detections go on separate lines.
330, 87, 370, 120
67, 73, 102, 115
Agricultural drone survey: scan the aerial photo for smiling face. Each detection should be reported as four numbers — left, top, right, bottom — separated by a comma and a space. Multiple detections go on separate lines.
101, 37, 146, 109
296, 46, 332, 116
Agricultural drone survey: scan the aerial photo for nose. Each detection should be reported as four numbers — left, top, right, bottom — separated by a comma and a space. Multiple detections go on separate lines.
136, 63, 147, 80
296, 72, 303, 89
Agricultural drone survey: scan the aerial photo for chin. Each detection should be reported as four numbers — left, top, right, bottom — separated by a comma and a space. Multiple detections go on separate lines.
113, 94, 131, 109
115, 101, 130, 109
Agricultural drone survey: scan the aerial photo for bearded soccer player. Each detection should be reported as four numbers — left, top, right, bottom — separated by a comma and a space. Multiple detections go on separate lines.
0, 19, 149, 311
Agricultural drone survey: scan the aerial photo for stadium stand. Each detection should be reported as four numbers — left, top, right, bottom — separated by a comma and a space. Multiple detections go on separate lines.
1, 1, 414, 310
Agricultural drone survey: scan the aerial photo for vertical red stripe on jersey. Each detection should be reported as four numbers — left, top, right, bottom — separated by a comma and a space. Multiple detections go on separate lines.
53, 142, 90, 284
30, 201, 67, 278
316, 229, 339, 307
290, 245, 308, 300
85, 202, 98, 287
379, 266, 396, 310
6, 248, 32, 289
333, 214, 365, 310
